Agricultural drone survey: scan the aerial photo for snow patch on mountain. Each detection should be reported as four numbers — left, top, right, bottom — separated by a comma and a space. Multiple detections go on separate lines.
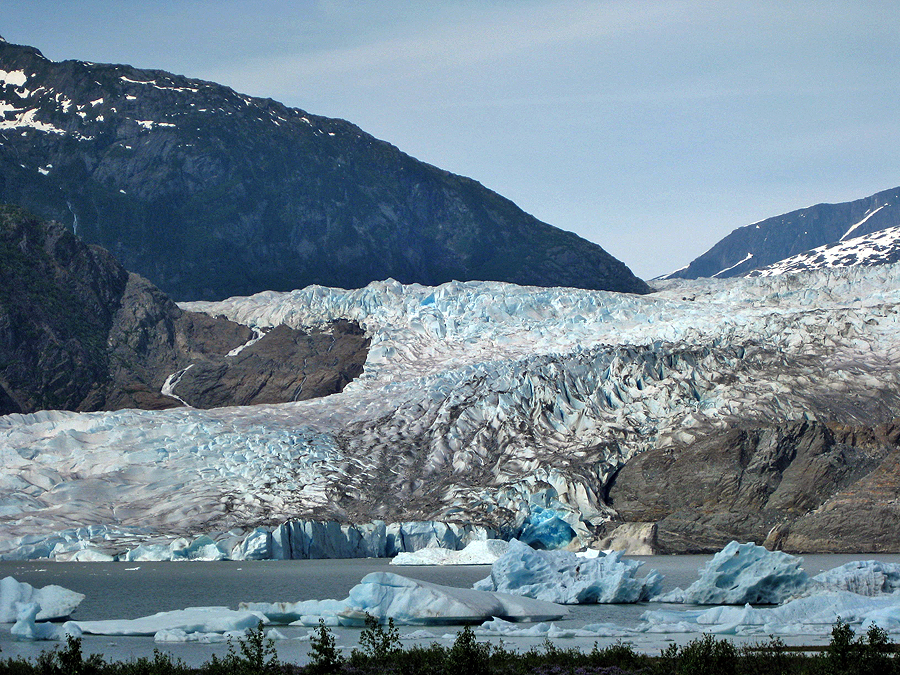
748, 226, 900, 277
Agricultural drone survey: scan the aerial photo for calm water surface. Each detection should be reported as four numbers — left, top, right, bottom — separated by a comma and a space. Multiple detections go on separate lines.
2, 553, 898, 665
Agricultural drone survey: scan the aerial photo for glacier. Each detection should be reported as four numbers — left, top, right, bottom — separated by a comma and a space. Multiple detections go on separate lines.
2, 264, 900, 555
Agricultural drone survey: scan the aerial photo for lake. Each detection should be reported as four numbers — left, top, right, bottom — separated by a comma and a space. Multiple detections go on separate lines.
2, 553, 898, 665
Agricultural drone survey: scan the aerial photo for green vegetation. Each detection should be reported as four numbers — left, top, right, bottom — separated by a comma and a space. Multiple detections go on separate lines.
1, 618, 899, 675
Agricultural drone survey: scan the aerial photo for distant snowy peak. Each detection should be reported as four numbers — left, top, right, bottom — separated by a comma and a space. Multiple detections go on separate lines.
666, 187, 900, 279
748, 226, 900, 277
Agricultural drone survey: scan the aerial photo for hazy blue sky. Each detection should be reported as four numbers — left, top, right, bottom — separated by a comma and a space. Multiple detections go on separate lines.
4, 1, 899, 279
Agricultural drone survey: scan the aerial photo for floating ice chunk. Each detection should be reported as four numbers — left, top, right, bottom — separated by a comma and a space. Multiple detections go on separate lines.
477, 616, 632, 638
11, 602, 83, 641
69, 607, 268, 636
241, 598, 348, 625
401, 629, 439, 640
813, 560, 900, 596
474, 539, 662, 604
391, 539, 509, 565
640, 590, 900, 635
337, 572, 568, 625
0, 576, 85, 622
655, 541, 810, 604
154, 628, 246, 643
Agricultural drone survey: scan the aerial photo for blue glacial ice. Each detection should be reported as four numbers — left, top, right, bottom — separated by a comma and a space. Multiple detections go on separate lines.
473, 539, 662, 604
655, 541, 810, 604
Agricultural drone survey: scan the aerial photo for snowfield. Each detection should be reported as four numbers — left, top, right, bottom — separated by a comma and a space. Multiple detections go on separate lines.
2, 264, 900, 558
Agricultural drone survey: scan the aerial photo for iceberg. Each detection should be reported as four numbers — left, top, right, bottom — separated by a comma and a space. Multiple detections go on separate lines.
656, 541, 810, 604
391, 539, 509, 565
11, 602, 83, 641
813, 560, 900, 596
0, 576, 85, 622
337, 572, 569, 625
473, 539, 662, 604
477, 616, 633, 638
640, 590, 900, 635
68, 606, 269, 636
239, 598, 349, 626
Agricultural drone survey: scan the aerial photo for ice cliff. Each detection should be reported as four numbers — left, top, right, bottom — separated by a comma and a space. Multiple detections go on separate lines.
3, 264, 900, 556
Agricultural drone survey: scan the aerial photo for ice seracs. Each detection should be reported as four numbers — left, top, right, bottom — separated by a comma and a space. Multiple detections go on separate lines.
656, 541, 810, 604
473, 539, 662, 604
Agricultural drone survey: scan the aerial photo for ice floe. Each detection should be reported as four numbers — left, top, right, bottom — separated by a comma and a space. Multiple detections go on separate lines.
69, 607, 269, 636
473, 539, 662, 604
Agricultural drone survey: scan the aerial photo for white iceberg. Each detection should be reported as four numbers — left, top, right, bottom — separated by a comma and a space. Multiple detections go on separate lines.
337, 571, 568, 625
240, 598, 349, 626
477, 616, 633, 638
0, 576, 85, 622
813, 560, 900, 596
474, 539, 662, 604
391, 539, 509, 566
67, 606, 268, 636
640, 590, 900, 635
656, 541, 810, 604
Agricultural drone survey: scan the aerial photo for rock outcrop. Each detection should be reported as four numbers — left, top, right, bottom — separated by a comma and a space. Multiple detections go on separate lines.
606, 420, 900, 553
0, 205, 368, 414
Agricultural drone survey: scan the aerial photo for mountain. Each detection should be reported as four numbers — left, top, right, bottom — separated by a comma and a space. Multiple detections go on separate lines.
747, 226, 900, 277
665, 186, 900, 279
4, 262, 900, 556
0, 205, 368, 414
0, 38, 649, 301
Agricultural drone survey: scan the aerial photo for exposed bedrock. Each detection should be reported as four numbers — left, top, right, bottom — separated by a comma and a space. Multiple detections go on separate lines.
606, 420, 900, 553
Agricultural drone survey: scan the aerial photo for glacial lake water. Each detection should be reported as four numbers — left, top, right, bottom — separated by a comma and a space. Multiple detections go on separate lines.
3, 553, 900, 665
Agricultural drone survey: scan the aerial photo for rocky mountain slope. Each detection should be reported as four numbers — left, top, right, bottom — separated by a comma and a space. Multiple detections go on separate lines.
0, 37, 649, 300
3, 262, 900, 556
747, 226, 900, 277
666, 186, 900, 279
0, 205, 368, 415
607, 420, 900, 553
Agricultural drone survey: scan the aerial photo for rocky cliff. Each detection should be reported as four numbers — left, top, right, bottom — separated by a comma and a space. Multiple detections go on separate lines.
0, 39, 649, 301
606, 420, 900, 553
0, 205, 368, 414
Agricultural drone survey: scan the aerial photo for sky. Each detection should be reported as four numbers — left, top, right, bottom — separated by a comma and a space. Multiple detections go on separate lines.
4, 0, 900, 279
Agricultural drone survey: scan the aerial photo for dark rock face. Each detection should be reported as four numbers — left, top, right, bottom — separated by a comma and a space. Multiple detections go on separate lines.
0, 206, 368, 415
0, 39, 649, 301
667, 186, 900, 279
606, 420, 900, 553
